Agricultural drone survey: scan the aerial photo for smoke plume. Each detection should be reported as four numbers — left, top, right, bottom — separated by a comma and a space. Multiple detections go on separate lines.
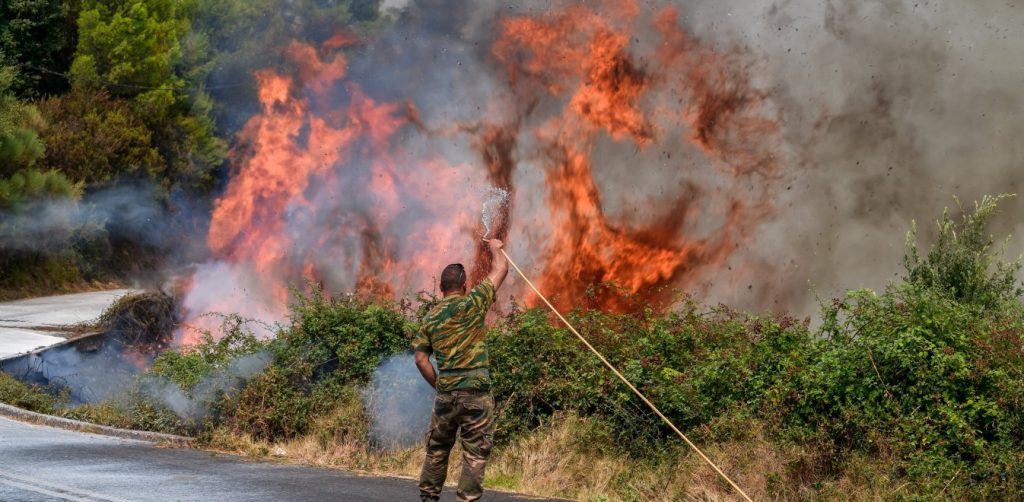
170, 0, 1024, 335
683, 0, 1024, 312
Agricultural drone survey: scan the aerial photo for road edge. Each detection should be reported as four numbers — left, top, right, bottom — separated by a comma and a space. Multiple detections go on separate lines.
0, 402, 193, 447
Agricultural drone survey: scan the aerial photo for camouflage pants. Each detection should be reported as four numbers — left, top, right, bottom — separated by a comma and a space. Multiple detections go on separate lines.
418, 389, 494, 502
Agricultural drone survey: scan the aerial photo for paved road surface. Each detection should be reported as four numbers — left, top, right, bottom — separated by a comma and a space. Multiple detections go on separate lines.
0, 417, 550, 501
0, 290, 137, 359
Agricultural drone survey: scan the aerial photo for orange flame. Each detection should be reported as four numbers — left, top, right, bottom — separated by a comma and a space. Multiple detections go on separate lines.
491, 1, 780, 310
178, 0, 782, 342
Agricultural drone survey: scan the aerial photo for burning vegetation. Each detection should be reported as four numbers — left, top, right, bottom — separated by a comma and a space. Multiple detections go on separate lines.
177, 1, 781, 341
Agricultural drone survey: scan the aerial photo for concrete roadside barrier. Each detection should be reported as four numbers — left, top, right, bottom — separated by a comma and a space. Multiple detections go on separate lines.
0, 401, 193, 447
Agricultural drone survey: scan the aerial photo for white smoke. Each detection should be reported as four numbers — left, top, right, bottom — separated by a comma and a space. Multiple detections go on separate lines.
363, 353, 436, 449
144, 351, 272, 421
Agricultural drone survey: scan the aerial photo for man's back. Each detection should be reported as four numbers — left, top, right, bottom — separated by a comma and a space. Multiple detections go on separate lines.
415, 278, 496, 391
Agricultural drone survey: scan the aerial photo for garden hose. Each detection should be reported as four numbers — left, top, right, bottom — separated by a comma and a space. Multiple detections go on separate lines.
500, 248, 754, 502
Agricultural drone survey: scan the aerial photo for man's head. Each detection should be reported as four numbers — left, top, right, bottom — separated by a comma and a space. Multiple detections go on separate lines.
440, 263, 467, 295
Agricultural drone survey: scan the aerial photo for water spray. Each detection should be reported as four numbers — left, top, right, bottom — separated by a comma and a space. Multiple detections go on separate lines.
480, 187, 510, 240
481, 190, 753, 502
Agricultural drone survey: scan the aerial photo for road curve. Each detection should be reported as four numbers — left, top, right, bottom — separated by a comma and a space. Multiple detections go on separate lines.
0, 416, 551, 502
0, 289, 138, 359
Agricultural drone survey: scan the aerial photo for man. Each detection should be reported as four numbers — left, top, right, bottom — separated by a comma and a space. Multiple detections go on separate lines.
414, 238, 509, 502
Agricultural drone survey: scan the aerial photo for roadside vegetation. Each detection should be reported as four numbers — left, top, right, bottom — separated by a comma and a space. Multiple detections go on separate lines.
3, 196, 1023, 500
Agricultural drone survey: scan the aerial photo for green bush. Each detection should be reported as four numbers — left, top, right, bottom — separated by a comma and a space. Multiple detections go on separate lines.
0, 372, 58, 414
218, 289, 411, 440
488, 300, 814, 454
904, 194, 1022, 309
778, 196, 1024, 495
36, 87, 162, 184
71, 0, 227, 190
59, 386, 187, 435
151, 314, 266, 391
0, 66, 46, 171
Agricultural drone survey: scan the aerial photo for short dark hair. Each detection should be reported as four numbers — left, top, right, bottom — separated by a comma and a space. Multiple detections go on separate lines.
440, 263, 467, 293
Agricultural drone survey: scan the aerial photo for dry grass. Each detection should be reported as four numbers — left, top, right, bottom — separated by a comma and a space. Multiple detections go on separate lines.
195, 407, 811, 501
200, 407, 912, 501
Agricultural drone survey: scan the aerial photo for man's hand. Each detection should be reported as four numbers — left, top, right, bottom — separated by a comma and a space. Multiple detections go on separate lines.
486, 238, 509, 290
415, 350, 437, 389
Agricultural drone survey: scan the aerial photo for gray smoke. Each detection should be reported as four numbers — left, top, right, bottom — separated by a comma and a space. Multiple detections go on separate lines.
142, 351, 272, 420
364, 353, 435, 449
181, 0, 1024, 328
0, 339, 271, 421
0, 182, 208, 273
674, 0, 1024, 313
0, 343, 138, 404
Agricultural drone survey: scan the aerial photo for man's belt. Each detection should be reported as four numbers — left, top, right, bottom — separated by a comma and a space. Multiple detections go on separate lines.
438, 367, 490, 379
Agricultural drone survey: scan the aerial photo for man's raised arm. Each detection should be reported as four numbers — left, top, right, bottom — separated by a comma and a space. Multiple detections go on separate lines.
486, 238, 509, 290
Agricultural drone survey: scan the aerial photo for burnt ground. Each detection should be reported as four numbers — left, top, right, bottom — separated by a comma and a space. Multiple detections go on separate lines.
0, 416, 555, 502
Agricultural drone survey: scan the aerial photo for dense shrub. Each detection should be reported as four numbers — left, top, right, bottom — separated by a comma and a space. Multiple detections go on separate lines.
216, 289, 412, 440
71, 0, 227, 190
36, 87, 162, 184
794, 284, 1024, 494
0, 372, 58, 414
60, 386, 188, 435
150, 314, 266, 391
489, 301, 814, 453
0, 0, 78, 98
904, 194, 1022, 309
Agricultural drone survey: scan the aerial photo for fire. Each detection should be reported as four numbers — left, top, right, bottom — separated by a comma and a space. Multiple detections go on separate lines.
177, 0, 782, 342
492, 2, 779, 310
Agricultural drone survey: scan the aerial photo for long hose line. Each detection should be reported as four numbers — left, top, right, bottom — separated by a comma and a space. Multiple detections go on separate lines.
499, 248, 754, 502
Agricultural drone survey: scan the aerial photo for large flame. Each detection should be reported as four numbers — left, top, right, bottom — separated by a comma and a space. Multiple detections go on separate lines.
177, 1, 781, 342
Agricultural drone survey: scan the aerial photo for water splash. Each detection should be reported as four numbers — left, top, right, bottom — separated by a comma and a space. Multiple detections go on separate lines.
481, 187, 510, 239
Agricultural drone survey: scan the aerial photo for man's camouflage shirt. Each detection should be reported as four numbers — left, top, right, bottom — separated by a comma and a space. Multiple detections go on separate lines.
413, 278, 496, 392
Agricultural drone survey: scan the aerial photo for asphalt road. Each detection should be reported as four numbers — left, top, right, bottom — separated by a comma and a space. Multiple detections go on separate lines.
0, 290, 137, 359
0, 417, 550, 502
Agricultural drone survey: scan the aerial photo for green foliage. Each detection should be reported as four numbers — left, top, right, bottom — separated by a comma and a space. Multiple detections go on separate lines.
0, 65, 46, 172
72, 0, 188, 93
150, 315, 266, 391
60, 388, 188, 435
780, 197, 1024, 495
70, 0, 226, 189
0, 64, 88, 292
489, 302, 815, 455
0, 0, 79, 97
0, 372, 58, 414
36, 87, 161, 183
904, 194, 1023, 309
0, 168, 80, 207
0, 64, 79, 206
217, 289, 410, 440
796, 282, 1024, 495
